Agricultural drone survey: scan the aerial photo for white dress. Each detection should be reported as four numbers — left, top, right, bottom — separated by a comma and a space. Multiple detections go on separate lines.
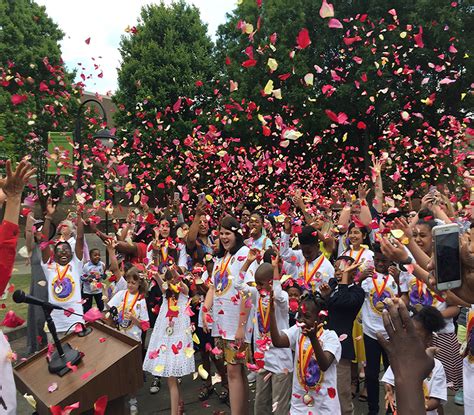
142, 293, 195, 378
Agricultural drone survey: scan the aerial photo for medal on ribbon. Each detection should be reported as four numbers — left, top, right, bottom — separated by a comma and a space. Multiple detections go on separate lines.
166, 296, 179, 335
257, 296, 270, 336
297, 328, 324, 405
409, 279, 433, 308
119, 291, 139, 330
371, 275, 390, 313
52, 264, 75, 302
303, 255, 324, 288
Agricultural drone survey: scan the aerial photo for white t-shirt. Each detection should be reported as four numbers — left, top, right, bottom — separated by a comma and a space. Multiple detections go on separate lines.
399, 275, 455, 334
245, 233, 273, 251
463, 305, 474, 413
197, 270, 211, 329
382, 358, 447, 415
0, 330, 16, 414
279, 232, 334, 292
211, 245, 251, 342
108, 289, 149, 341
361, 273, 399, 339
41, 255, 84, 332
145, 241, 189, 271
282, 326, 341, 414
246, 281, 293, 374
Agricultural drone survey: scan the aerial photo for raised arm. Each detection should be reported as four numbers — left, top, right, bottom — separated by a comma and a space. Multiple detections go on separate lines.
41, 198, 56, 263
186, 200, 206, 251
337, 189, 352, 230
25, 212, 35, 255
105, 239, 121, 277
269, 290, 290, 347
292, 189, 314, 225
371, 157, 384, 214
75, 207, 84, 261
358, 183, 372, 226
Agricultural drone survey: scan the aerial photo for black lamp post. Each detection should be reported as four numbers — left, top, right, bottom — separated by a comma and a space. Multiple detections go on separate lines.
74, 98, 117, 266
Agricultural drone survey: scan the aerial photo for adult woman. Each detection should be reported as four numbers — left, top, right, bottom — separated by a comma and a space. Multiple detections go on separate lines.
202, 216, 250, 415
186, 200, 214, 266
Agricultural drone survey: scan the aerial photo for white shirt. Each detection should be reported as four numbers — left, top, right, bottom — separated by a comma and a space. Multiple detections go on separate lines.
245, 233, 273, 251
464, 305, 474, 412
342, 247, 374, 265
145, 241, 188, 271
245, 281, 293, 374
108, 289, 149, 341
282, 326, 341, 415
400, 275, 455, 334
211, 245, 251, 342
197, 270, 211, 329
382, 358, 447, 415
0, 330, 16, 414
41, 255, 84, 332
279, 231, 334, 292
361, 272, 398, 339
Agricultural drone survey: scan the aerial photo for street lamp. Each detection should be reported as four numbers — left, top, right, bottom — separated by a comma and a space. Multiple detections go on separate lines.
74, 98, 117, 266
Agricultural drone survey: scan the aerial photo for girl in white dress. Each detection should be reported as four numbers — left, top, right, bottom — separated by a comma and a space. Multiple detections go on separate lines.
143, 265, 194, 415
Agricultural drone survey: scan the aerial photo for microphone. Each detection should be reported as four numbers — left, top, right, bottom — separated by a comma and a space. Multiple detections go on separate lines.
12, 290, 63, 311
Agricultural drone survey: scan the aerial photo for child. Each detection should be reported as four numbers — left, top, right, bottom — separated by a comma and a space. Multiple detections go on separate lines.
40, 202, 85, 338
142, 266, 195, 415
245, 261, 293, 415
81, 248, 106, 312
108, 266, 149, 415
270, 291, 342, 414
320, 256, 365, 415
382, 306, 447, 414
359, 243, 399, 415
283, 280, 302, 327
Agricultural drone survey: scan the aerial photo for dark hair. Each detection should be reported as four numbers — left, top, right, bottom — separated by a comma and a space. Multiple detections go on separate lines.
372, 242, 382, 254
89, 248, 100, 256
347, 222, 372, 248
298, 225, 319, 246
54, 241, 72, 253
412, 305, 446, 333
283, 279, 302, 292
250, 211, 264, 222
416, 217, 437, 231
301, 291, 327, 316
216, 216, 245, 258
263, 247, 277, 264
336, 255, 355, 264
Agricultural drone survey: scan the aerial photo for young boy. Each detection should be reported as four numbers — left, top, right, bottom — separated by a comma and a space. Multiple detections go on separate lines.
81, 248, 106, 312
320, 255, 365, 415
41, 202, 85, 338
360, 243, 399, 415
247, 262, 293, 415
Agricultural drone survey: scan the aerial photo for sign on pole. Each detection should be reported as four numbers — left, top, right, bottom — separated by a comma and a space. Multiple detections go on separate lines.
47, 132, 73, 175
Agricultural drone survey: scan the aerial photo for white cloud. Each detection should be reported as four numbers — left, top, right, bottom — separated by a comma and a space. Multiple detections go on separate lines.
36, 0, 235, 94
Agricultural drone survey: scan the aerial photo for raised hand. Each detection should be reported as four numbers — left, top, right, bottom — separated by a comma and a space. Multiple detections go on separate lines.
45, 198, 56, 217
380, 237, 409, 263
358, 183, 370, 200
393, 217, 413, 238
283, 216, 292, 234
0, 159, 36, 198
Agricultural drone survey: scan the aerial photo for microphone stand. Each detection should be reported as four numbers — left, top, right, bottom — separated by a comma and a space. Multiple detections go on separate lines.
42, 305, 88, 376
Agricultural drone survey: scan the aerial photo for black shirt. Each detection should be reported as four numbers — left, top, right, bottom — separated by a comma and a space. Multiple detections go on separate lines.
326, 278, 365, 361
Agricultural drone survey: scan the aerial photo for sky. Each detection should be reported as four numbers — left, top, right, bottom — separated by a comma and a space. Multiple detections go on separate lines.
36, 0, 235, 95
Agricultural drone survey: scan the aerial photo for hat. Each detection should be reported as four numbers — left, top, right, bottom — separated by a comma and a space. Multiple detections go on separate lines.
33, 220, 56, 241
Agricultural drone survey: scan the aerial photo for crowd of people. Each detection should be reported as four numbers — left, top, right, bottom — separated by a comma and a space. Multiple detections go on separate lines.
1, 156, 474, 415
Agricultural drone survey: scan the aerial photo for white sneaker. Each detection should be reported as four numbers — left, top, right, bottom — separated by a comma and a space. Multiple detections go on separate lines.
150, 377, 161, 394
130, 404, 138, 415
247, 371, 257, 384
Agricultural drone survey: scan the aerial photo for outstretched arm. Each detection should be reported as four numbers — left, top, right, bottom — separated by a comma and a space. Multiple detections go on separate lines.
75, 207, 84, 261
41, 198, 56, 263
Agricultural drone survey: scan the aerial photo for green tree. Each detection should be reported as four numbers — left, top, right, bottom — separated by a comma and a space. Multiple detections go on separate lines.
215, 0, 472, 194
0, 0, 81, 205
113, 0, 217, 199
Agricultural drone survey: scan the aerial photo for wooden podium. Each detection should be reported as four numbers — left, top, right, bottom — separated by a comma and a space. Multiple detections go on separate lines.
14, 322, 143, 414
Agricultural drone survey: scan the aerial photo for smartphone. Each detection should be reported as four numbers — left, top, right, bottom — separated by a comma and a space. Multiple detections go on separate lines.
174, 192, 180, 202
197, 192, 205, 202
433, 224, 461, 291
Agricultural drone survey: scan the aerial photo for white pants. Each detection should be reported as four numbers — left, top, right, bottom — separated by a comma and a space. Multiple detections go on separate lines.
0, 330, 16, 415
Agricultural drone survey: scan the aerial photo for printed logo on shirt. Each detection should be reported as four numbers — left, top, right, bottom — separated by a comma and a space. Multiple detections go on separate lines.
51, 273, 75, 302
369, 278, 396, 315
